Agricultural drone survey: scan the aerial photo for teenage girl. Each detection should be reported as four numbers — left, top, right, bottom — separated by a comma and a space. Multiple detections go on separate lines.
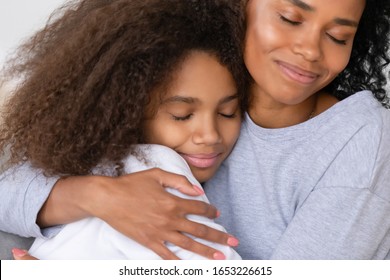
0, 0, 248, 259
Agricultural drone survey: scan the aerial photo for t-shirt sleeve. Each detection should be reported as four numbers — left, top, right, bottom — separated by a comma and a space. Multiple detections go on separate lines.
0, 162, 60, 238
271, 116, 390, 259
270, 187, 390, 259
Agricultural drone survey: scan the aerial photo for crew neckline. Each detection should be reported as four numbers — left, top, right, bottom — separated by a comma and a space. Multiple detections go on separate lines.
244, 90, 376, 141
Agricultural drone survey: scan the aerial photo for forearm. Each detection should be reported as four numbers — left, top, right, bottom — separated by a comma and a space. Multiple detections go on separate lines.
37, 176, 100, 227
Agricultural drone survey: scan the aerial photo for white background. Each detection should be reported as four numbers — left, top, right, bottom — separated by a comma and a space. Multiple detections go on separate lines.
0, 0, 66, 65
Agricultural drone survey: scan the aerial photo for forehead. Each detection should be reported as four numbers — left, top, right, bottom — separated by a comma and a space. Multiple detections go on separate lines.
247, 0, 366, 20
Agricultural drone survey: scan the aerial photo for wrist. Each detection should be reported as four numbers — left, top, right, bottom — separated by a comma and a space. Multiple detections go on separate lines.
37, 175, 107, 227
74, 175, 111, 218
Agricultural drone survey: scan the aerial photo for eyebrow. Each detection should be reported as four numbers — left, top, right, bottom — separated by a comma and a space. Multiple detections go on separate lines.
333, 17, 359, 28
163, 96, 197, 104
286, 0, 314, 12
163, 94, 238, 105
285, 0, 359, 27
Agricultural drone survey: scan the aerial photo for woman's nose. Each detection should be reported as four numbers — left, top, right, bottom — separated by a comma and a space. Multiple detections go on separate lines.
292, 30, 323, 62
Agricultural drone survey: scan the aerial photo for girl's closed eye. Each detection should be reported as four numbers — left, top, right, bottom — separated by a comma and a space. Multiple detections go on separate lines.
219, 112, 236, 119
219, 107, 239, 119
171, 113, 193, 121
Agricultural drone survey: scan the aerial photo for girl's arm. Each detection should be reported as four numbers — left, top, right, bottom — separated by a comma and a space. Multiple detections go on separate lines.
1, 163, 233, 259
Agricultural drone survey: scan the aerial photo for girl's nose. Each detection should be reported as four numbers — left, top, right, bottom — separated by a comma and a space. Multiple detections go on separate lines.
192, 119, 222, 145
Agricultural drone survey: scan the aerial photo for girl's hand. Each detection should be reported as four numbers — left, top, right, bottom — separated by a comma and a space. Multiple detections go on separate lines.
38, 168, 236, 260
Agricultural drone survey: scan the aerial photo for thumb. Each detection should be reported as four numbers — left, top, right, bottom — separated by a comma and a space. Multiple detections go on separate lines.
12, 248, 38, 260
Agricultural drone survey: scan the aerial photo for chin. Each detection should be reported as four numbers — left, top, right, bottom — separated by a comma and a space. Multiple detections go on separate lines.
192, 169, 215, 184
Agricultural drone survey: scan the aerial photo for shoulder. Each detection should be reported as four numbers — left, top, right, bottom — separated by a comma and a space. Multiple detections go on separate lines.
318, 91, 390, 201
122, 144, 198, 184
322, 91, 387, 144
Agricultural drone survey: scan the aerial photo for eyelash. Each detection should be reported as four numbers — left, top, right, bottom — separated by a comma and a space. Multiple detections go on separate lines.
171, 113, 236, 121
220, 113, 236, 119
171, 114, 193, 121
326, 35, 347, 45
279, 15, 301, 26
279, 15, 347, 46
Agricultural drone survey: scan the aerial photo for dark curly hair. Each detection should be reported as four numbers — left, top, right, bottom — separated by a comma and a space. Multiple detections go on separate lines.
0, 0, 249, 176
328, 0, 390, 106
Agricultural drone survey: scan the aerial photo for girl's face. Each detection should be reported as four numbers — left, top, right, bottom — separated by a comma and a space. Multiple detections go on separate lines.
244, 0, 365, 106
144, 51, 241, 183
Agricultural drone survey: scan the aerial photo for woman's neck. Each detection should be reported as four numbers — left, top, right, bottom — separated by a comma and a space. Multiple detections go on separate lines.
248, 88, 339, 129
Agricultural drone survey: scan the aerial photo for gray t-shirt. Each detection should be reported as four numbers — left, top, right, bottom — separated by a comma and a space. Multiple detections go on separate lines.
205, 91, 390, 259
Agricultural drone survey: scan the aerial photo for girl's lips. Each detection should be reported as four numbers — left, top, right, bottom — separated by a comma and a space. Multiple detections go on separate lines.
276, 61, 319, 85
180, 153, 221, 169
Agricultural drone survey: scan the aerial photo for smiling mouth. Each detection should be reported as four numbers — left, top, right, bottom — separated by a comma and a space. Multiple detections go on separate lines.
277, 61, 319, 85
180, 153, 221, 168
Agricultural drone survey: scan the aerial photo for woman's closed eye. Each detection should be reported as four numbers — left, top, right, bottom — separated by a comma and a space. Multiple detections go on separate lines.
279, 14, 301, 26
279, 13, 348, 46
326, 34, 347, 45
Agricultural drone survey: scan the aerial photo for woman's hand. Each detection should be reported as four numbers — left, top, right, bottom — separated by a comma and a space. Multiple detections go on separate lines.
38, 168, 237, 260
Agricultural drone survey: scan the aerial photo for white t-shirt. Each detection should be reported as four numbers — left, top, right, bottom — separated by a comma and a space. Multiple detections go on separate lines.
29, 144, 241, 260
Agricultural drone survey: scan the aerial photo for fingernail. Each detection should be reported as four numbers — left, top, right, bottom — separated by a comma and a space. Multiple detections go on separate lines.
213, 251, 226, 260
193, 185, 204, 195
227, 236, 239, 247
12, 248, 28, 257
216, 210, 221, 218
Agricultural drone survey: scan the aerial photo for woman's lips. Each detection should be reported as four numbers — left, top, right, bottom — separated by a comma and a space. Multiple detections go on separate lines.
180, 153, 221, 168
277, 61, 319, 85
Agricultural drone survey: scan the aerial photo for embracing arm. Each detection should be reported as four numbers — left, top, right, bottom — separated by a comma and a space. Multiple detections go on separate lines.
1, 162, 234, 259
47, 169, 234, 259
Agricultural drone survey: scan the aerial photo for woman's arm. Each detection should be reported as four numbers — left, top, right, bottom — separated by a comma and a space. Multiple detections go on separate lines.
40, 169, 235, 259
1, 163, 234, 259
0, 163, 58, 237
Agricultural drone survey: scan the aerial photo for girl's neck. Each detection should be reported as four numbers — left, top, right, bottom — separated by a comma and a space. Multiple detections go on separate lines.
248, 88, 339, 129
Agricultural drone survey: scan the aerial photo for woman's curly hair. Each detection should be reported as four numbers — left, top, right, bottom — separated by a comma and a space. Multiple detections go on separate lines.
327, 0, 390, 106
0, 0, 249, 176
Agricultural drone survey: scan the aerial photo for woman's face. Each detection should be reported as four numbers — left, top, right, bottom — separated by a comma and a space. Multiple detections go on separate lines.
244, 0, 366, 106
144, 51, 241, 183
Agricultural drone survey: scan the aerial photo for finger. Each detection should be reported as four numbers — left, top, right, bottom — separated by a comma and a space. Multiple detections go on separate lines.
147, 242, 181, 260
150, 168, 204, 196
166, 232, 226, 260
177, 198, 219, 219
12, 248, 38, 260
175, 219, 239, 247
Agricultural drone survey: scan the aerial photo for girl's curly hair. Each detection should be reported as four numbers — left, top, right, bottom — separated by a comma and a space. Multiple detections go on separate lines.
0, 0, 249, 176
